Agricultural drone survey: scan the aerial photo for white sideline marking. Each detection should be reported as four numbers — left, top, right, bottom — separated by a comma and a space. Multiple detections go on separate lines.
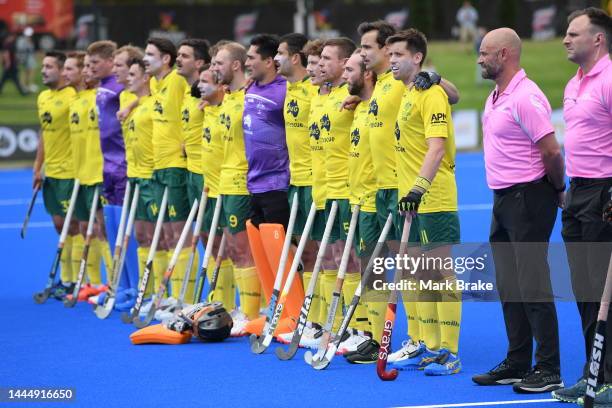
393, 399, 556, 408
0, 221, 53, 230
0, 198, 42, 206
459, 203, 493, 211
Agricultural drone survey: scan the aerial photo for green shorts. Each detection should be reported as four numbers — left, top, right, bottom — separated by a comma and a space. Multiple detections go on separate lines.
187, 171, 204, 206
152, 167, 190, 222
75, 183, 104, 222
201, 196, 225, 234
324, 198, 352, 243
288, 185, 313, 237
132, 178, 157, 222
396, 211, 461, 250
355, 210, 380, 256
310, 209, 326, 242
221, 194, 250, 235
42, 177, 74, 217
376, 188, 401, 241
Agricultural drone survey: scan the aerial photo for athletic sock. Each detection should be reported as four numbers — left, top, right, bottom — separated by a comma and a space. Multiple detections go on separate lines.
217, 259, 236, 310
70, 234, 85, 282
234, 266, 260, 320
170, 248, 191, 299
137, 247, 154, 297
321, 270, 343, 331
318, 270, 330, 325
98, 239, 113, 285
402, 277, 421, 342
152, 250, 169, 297
60, 235, 73, 284
343, 272, 369, 333
365, 288, 390, 342
184, 248, 199, 303
437, 276, 462, 354
87, 238, 103, 285
417, 287, 440, 350
302, 271, 321, 326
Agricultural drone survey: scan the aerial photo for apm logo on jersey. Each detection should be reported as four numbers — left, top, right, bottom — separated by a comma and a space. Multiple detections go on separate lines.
70, 112, 79, 125
154, 101, 163, 115
286, 99, 299, 118
182, 108, 189, 123
203, 127, 211, 143
41, 111, 52, 124
430, 112, 447, 125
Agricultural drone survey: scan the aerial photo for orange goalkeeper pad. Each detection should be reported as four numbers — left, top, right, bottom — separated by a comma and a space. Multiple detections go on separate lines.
130, 324, 192, 345
244, 315, 296, 336
246, 220, 275, 300
259, 223, 305, 319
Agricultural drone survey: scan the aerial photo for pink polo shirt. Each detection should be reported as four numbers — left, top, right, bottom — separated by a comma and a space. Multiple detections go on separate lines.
482, 69, 555, 190
563, 55, 612, 179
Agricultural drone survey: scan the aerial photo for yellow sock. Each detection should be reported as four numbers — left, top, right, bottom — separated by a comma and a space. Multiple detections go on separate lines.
437, 276, 462, 354
234, 266, 260, 319
302, 271, 321, 326
60, 235, 73, 283
70, 234, 85, 282
98, 239, 113, 285
318, 270, 330, 325
170, 247, 191, 299
343, 272, 369, 333
402, 277, 421, 342
184, 249, 199, 303
152, 250, 168, 297
321, 270, 343, 331
217, 259, 236, 310
417, 288, 440, 350
137, 247, 154, 297
87, 238, 103, 285
365, 288, 390, 342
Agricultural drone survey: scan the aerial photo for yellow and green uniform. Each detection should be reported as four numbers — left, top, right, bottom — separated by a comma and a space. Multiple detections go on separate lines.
120, 90, 138, 179
285, 76, 317, 235
396, 84, 461, 355
201, 103, 225, 233
181, 86, 205, 204
308, 91, 328, 242
319, 83, 354, 242
150, 69, 190, 221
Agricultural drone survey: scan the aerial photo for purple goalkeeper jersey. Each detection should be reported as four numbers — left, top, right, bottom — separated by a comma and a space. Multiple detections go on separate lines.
243, 75, 289, 193
97, 75, 127, 204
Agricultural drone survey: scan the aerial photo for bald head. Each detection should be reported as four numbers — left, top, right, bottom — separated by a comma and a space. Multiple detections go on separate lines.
478, 28, 522, 81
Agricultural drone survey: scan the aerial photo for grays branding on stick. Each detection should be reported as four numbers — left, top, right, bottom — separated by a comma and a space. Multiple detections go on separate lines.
193, 195, 222, 304
21, 185, 40, 239
94, 183, 140, 319
305, 204, 360, 366
64, 186, 101, 308
312, 213, 394, 369
33, 179, 80, 304
251, 202, 318, 354
133, 199, 199, 328
377, 214, 412, 381
120, 187, 168, 323
249, 192, 299, 352
175, 188, 208, 310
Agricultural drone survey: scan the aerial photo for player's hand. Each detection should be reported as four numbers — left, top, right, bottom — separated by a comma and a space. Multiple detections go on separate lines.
197, 99, 209, 110
413, 71, 441, 91
603, 198, 612, 225
398, 189, 423, 214
340, 95, 360, 111
33, 171, 42, 190
117, 108, 129, 122
557, 191, 566, 209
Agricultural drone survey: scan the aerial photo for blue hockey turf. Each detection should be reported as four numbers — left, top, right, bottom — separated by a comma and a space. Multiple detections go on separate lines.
1, 152, 584, 408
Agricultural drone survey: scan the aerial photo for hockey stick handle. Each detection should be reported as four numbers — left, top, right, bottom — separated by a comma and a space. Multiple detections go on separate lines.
208, 232, 228, 294
271, 191, 299, 292
85, 187, 101, 237
191, 188, 209, 242
309, 201, 338, 282
336, 204, 360, 280
21, 185, 40, 238
201, 195, 223, 269
356, 212, 395, 297
113, 181, 132, 250
598, 255, 612, 322
167, 199, 198, 268
111, 184, 140, 288
58, 179, 81, 245
144, 187, 168, 264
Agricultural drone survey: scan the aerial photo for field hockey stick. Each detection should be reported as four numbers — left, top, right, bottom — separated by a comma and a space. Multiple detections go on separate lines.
21, 185, 40, 239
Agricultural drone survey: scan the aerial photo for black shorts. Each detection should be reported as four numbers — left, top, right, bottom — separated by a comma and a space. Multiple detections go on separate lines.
249, 190, 290, 231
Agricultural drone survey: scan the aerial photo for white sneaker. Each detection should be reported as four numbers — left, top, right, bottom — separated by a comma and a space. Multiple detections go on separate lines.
154, 307, 175, 323
299, 326, 322, 350
230, 309, 249, 337
276, 331, 294, 344
387, 338, 420, 363
338, 333, 370, 355
139, 297, 155, 317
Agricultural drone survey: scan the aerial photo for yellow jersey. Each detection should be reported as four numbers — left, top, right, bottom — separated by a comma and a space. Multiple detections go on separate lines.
150, 69, 188, 170
368, 70, 405, 189
37, 86, 76, 179
284, 76, 316, 186
181, 87, 205, 174
125, 95, 155, 179
82, 88, 103, 185
201, 103, 224, 198
348, 100, 377, 212
219, 88, 248, 195
396, 85, 457, 213
319, 83, 353, 199
120, 90, 138, 178
69, 89, 88, 178
309, 91, 328, 210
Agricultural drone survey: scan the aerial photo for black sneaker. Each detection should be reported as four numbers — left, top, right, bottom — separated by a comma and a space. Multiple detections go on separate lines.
551, 378, 587, 403
50, 282, 74, 300
513, 368, 564, 394
344, 339, 380, 364
472, 359, 528, 386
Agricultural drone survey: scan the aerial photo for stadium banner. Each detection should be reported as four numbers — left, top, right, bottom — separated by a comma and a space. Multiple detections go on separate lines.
0, 125, 39, 162
453, 110, 479, 150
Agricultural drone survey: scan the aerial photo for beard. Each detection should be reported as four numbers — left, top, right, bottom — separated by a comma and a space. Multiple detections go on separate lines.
480, 62, 501, 80
348, 78, 364, 96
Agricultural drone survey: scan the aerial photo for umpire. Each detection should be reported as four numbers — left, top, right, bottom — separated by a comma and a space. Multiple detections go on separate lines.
552, 8, 612, 406
472, 28, 566, 394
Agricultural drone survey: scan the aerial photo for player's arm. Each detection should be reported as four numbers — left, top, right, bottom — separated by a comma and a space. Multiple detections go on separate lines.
33, 132, 44, 189
117, 99, 139, 122
412, 72, 460, 105
536, 134, 565, 207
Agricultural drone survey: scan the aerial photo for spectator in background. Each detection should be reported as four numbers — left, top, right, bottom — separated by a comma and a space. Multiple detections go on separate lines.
457, 1, 479, 43
0, 33, 27, 96
16, 27, 37, 93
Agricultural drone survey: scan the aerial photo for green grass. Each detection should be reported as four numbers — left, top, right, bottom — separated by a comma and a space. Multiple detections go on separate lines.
0, 39, 575, 126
